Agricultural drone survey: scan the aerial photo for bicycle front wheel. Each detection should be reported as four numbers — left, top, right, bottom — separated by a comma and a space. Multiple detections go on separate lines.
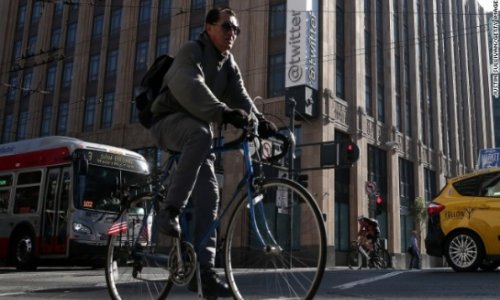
225, 178, 327, 300
347, 246, 363, 270
105, 208, 172, 300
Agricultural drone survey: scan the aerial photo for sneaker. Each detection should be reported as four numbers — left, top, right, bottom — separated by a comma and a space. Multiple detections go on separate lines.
188, 268, 232, 298
157, 207, 181, 237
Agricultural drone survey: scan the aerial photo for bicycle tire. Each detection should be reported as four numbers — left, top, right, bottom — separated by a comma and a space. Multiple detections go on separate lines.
347, 246, 363, 270
224, 178, 327, 300
105, 203, 172, 300
379, 248, 392, 269
371, 248, 391, 269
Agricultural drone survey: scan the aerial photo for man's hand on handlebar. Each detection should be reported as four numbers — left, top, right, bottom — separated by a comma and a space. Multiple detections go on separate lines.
222, 108, 249, 128
256, 114, 278, 139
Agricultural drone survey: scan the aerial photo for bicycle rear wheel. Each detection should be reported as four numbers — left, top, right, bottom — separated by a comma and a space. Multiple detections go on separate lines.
105, 206, 172, 300
225, 178, 327, 300
374, 248, 391, 269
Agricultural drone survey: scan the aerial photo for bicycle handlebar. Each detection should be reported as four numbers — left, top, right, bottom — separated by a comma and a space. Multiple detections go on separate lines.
221, 122, 292, 164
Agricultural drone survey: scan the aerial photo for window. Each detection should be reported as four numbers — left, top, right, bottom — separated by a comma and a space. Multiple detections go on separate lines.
13, 40, 22, 60
27, 35, 37, 56
40, 105, 52, 136
269, 3, 286, 38
336, 0, 345, 99
214, 0, 229, 7
62, 62, 73, 88
0, 174, 12, 214
2, 115, 13, 143
191, 0, 205, 11
14, 171, 42, 214
46, 65, 57, 91
83, 96, 96, 132
106, 49, 118, 77
158, 0, 171, 20
110, 8, 122, 34
101, 92, 114, 128
424, 168, 436, 202
334, 130, 350, 251
377, 84, 385, 122
17, 4, 26, 28
16, 110, 28, 140
478, 173, 500, 197
156, 35, 169, 56
189, 25, 203, 40
55, 2, 63, 16
130, 87, 140, 123
268, 53, 285, 97
399, 158, 415, 249
22, 71, 33, 97
7, 76, 18, 102
454, 173, 499, 197
135, 41, 148, 70
57, 102, 69, 135
139, 0, 151, 24
51, 28, 61, 49
336, 57, 344, 98
365, 76, 372, 116
92, 14, 104, 39
66, 22, 77, 48
88, 54, 100, 81
31, 1, 43, 24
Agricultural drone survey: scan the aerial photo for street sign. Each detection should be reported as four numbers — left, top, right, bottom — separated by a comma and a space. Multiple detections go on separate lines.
478, 148, 500, 169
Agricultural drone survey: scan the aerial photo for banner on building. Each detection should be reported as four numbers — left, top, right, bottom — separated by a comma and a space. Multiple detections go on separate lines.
285, 0, 319, 119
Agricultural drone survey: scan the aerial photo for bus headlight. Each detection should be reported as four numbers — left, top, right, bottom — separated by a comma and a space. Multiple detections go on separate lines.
73, 222, 92, 234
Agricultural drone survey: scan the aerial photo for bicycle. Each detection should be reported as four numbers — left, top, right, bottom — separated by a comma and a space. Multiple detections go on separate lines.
104, 121, 327, 299
348, 217, 391, 270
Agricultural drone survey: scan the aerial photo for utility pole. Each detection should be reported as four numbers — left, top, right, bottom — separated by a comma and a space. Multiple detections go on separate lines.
287, 97, 296, 180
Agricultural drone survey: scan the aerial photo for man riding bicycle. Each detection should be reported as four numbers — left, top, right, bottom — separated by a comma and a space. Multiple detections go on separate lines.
149, 7, 277, 298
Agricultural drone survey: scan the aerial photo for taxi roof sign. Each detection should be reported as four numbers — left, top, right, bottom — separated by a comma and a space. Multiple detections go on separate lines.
478, 148, 500, 169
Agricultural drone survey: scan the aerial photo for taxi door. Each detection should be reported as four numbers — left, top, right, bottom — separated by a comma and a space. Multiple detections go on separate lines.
471, 172, 500, 255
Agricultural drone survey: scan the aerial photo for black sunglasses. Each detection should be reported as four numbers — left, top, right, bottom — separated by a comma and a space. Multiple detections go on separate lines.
217, 21, 241, 36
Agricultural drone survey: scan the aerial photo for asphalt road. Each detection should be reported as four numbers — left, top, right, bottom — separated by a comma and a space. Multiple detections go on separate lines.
0, 266, 499, 299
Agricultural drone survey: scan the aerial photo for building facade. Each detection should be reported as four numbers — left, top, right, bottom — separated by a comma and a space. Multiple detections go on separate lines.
0, 0, 493, 268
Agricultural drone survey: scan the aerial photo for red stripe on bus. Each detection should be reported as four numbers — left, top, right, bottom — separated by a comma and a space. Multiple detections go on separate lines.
0, 147, 71, 170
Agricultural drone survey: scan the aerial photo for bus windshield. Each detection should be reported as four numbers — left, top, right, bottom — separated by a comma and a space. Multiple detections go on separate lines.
75, 165, 149, 213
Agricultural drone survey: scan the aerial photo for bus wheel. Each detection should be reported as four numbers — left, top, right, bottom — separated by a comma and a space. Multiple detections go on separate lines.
11, 231, 37, 271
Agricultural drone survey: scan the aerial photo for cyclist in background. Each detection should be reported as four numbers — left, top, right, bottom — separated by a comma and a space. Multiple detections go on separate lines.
150, 7, 277, 298
357, 216, 380, 252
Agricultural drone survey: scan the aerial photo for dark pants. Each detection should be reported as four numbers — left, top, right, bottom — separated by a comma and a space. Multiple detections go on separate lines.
409, 247, 421, 269
151, 112, 218, 268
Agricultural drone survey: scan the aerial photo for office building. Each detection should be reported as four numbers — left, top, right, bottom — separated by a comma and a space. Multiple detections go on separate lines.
0, 0, 493, 267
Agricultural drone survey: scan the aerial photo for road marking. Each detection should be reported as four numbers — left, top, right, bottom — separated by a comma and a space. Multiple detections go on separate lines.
0, 292, 26, 297
332, 271, 406, 290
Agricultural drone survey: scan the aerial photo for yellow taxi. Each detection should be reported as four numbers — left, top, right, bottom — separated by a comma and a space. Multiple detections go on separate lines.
425, 168, 500, 272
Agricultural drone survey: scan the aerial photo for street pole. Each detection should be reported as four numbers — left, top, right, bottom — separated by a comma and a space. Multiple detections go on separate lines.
288, 97, 296, 180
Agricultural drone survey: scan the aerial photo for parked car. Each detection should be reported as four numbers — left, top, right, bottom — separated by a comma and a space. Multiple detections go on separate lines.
425, 168, 500, 272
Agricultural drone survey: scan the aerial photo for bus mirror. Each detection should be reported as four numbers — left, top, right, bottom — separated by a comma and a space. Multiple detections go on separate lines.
77, 158, 89, 175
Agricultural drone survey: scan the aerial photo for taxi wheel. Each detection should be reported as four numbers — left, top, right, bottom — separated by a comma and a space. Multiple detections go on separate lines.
445, 231, 484, 272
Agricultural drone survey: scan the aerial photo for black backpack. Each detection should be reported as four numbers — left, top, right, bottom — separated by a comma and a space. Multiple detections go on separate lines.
134, 54, 174, 129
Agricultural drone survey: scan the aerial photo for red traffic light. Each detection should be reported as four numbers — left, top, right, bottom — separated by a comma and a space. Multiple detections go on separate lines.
346, 143, 354, 152
376, 195, 383, 205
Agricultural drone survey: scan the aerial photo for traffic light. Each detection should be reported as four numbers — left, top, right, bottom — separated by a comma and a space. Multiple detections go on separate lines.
298, 174, 309, 188
338, 141, 360, 167
375, 193, 383, 216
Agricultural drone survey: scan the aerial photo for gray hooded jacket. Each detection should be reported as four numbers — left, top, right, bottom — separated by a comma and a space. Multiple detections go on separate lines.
151, 32, 259, 123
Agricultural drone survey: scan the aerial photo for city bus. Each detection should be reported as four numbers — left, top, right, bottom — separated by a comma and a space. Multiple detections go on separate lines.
0, 136, 150, 270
